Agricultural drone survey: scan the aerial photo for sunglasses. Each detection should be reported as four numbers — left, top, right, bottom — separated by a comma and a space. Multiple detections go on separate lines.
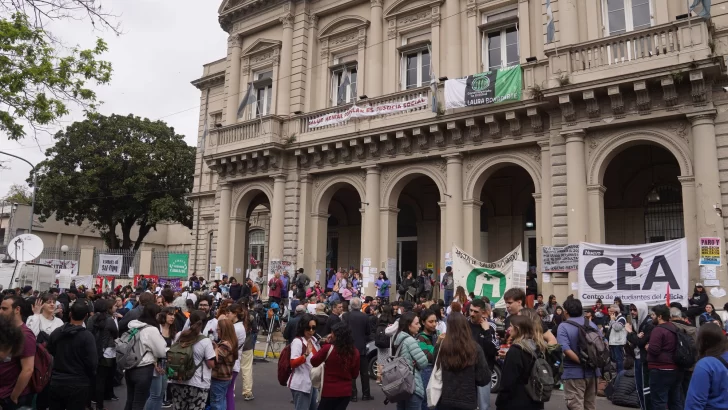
630, 308, 637, 311
306, 326, 317, 331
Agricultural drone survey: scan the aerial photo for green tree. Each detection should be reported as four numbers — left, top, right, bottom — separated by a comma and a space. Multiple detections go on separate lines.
31, 113, 195, 250
2, 183, 32, 204
1, 1, 116, 140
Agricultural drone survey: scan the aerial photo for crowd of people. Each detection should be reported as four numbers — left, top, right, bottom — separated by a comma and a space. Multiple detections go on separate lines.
0, 267, 726, 410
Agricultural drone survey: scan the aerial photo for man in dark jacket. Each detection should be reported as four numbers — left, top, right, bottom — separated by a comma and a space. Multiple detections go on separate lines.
468, 298, 495, 410
608, 357, 640, 409
323, 301, 343, 336
343, 298, 373, 402
118, 292, 155, 334
646, 304, 683, 410
283, 305, 306, 345
47, 302, 98, 410
625, 301, 654, 410
669, 307, 697, 397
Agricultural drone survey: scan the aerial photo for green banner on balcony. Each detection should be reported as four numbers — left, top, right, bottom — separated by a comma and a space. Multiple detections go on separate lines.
168, 253, 189, 277
444, 65, 522, 109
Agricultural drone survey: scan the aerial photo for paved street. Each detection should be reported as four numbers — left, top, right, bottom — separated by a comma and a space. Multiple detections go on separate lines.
106, 359, 625, 410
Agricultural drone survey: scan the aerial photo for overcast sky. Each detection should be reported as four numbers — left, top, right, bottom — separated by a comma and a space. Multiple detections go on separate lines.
0, 0, 227, 197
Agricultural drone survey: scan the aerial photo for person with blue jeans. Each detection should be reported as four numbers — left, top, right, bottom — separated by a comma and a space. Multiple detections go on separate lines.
288, 314, 320, 410
608, 304, 627, 374
646, 305, 684, 410
441, 267, 454, 308
144, 370, 168, 410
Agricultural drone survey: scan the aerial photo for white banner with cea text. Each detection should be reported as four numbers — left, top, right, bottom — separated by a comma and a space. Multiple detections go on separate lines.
307, 96, 428, 129
452, 245, 527, 309
577, 239, 688, 306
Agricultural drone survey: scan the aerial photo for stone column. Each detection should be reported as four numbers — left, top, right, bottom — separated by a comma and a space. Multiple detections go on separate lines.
533, 193, 544, 293
368, 0, 383, 97
444, 154, 464, 252
269, 174, 287, 261
431, 10, 441, 86
517, 0, 532, 61
463, 199, 483, 258
277, 13, 294, 116
216, 183, 233, 275
72, 235, 79, 249
439, 201, 447, 269
55, 233, 62, 249
310, 212, 329, 276
380, 207, 399, 288
689, 113, 726, 304
229, 217, 248, 277
565, 130, 589, 243
297, 175, 313, 277
538, 140, 553, 248
305, 16, 319, 112
466, 2, 479, 74
679, 176, 699, 281
444, 0, 461, 78
361, 166, 381, 295
587, 185, 606, 243
559, 0, 579, 45
225, 35, 242, 125
584, 0, 600, 40
357, 32, 367, 98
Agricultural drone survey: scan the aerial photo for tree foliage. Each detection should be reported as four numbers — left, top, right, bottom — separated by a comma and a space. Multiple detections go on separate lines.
2, 183, 32, 204
1, 0, 116, 140
31, 113, 195, 250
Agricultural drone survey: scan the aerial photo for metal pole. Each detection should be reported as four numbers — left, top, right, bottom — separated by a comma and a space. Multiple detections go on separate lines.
0, 151, 37, 233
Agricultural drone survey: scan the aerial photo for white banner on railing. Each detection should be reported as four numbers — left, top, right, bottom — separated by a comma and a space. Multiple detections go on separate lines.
308, 96, 427, 129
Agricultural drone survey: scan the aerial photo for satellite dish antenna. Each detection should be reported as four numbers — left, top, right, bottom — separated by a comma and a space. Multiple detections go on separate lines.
7, 233, 44, 262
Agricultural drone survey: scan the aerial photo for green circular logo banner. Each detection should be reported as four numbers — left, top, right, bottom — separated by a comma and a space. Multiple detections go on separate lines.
466, 268, 507, 305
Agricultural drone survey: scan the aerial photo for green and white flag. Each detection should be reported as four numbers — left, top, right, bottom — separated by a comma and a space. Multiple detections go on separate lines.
452, 245, 527, 309
168, 253, 189, 278
444, 65, 522, 109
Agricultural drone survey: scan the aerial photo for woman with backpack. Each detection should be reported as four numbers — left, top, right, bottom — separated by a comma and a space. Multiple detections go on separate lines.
124, 304, 168, 410
417, 309, 439, 410
375, 305, 396, 385
288, 313, 320, 410
684, 322, 728, 410
495, 315, 546, 410
431, 312, 489, 410
392, 312, 429, 410
210, 318, 238, 410
145, 307, 179, 410
311, 322, 361, 410
220, 304, 247, 408
169, 310, 217, 410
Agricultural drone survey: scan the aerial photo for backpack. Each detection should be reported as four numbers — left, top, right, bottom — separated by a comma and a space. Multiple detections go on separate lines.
566, 318, 610, 370
167, 335, 207, 381
374, 323, 391, 349
423, 278, 432, 293
277, 338, 296, 386
525, 349, 555, 402
115, 325, 149, 371
380, 335, 416, 403
545, 343, 565, 384
30, 343, 53, 393
660, 324, 697, 369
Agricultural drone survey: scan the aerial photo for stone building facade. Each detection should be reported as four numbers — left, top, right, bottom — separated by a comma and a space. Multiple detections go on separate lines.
190, 0, 728, 305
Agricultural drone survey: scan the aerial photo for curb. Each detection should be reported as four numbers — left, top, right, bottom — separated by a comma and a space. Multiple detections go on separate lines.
253, 350, 280, 358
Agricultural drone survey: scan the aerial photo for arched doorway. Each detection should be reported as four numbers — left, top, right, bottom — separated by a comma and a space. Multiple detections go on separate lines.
230, 186, 273, 281
478, 166, 537, 264
325, 186, 362, 271
603, 145, 684, 244
395, 176, 440, 281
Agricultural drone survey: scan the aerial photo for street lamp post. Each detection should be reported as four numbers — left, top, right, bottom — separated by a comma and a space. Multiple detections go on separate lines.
0, 151, 37, 234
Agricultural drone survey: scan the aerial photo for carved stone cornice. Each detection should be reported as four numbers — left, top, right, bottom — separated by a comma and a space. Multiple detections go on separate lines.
309, 14, 319, 29
413, 127, 429, 150
447, 121, 463, 145
371, 0, 383, 7
608, 86, 624, 116
364, 135, 380, 157
430, 124, 445, 147
484, 115, 501, 139
559, 95, 575, 123
382, 134, 396, 156
583, 90, 600, 118
634, 81, 651, 112
465, 118, 482, 143
396, 130, 412, 154
527, 107, 543, 133
690, 70, 706, 103
350, 139, 366, 160
661, 77, 678, 107
505, 111, 521, 138
228, 34, 242, 48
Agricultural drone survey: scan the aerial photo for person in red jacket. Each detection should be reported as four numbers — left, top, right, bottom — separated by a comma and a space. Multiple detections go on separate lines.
647, 304, 683, 410
591, 298, 609, 327
311, 322, 360, 410
268, 272, 284, 305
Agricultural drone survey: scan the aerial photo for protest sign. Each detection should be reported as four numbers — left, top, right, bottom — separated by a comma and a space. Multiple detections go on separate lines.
159, 277, 182, 292
268, 259, 295, 278
577, 239, 688, 306
168, 253, 189, 277
444, 66, 522, 109
98, 254, 123, 275
452, 245, 527, 309
699, 237, 721, 265
40, 259, 79, 276
541, 245, 579, 272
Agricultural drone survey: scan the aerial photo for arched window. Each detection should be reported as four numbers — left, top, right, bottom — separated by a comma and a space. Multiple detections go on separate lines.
248, 229, 265, 268
644, 184, 684, 243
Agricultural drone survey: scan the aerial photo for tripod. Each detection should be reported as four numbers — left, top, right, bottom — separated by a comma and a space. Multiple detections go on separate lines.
260, 305, 282, 362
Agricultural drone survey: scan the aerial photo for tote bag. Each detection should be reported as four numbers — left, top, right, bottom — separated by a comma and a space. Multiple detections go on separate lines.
426, 349, 443, 407
311, 346, 333, 401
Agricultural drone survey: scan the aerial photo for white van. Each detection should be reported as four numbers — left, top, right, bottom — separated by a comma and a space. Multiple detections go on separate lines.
0, 261, 55, 292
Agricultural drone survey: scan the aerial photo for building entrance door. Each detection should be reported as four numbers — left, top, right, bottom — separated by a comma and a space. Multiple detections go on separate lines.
523, 230, 536, 268
397, 237, 417, 282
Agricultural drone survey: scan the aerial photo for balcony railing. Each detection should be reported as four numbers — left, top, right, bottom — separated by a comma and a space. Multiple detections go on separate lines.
208, 116, 282, 149
299, 86, 432, 134
560, 19, 710, 78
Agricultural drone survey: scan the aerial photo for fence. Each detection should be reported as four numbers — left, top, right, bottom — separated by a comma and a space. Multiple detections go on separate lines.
92, 249, 140, 278
151, 250, 189, 277
32, 247, 82, 262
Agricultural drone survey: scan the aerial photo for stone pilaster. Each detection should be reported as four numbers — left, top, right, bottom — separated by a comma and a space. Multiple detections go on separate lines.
269, 174, 287, 261
587, 185, 606, 243
277, 13, 294, 116
444, 154, 464, 253
564, 130, 589, 244
216, 183, 232, 275
368, 0, 383, 97
225, 35, 242, 125
361, 166, 381, 296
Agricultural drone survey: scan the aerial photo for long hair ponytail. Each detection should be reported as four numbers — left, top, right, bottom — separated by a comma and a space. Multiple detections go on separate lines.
178, 310, 206, 347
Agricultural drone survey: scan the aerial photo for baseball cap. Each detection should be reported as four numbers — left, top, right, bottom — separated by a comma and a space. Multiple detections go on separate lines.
695, 283, 704, 287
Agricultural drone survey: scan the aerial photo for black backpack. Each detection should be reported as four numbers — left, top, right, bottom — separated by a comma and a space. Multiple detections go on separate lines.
660, 324, 697, 369
565, 318, 610, 370
374, 323, 391, 348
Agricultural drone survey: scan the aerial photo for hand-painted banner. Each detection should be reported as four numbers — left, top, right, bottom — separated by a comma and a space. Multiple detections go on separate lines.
452, 245, 527, 309
444, 65, 522, 109
577, 239, 688, 306
168, 253, 189, 277
98, 254, 123, 276
159, 277, 182, 292
307, 96, 428, 128
541, 245, 579, 272
41, 259, 79, 276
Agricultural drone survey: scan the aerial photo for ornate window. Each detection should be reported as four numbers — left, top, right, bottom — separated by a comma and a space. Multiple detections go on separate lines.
241, 39, 281, 118
318, 16, 369, 108
399, 29, 431, 90
330, 53, 358, 105
480, 9, 519, 71
252, 70, 273, 118
603, 0, 652, 35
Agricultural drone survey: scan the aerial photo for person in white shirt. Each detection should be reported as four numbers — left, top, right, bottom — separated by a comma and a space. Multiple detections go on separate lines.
221, 305, 247, 409
170, 311, 217, 410
26, 295, 64, 341
306, 297, 317, 315
288, 314, 320, 410
182, 289, 198, 305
